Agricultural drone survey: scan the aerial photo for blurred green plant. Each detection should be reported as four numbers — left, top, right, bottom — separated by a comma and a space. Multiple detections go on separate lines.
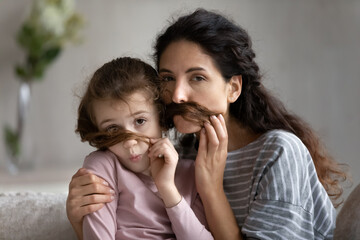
4, 0, 84, 162
15, 0, 84, 81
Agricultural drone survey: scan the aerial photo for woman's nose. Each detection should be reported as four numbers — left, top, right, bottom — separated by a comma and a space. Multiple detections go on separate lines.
172, 80, 188, 103
122, 139, 138, 149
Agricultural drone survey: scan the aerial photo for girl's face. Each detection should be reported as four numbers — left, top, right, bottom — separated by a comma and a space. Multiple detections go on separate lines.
158, 40, 241, 133
92, 91, 162, 176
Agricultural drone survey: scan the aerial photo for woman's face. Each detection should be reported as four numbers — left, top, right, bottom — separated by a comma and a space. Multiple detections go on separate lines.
92, 91, 162, 176
159, 40, 239, 133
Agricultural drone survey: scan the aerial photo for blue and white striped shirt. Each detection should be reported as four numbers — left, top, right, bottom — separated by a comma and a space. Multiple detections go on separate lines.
181, 129, 335, 239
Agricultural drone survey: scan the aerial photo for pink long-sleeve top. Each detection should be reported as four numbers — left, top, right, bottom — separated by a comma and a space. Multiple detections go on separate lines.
82, 150, 213, 240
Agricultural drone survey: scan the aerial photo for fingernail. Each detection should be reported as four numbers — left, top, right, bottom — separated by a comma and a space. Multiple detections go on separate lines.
210, 115, 216, 119
103, 181, 109, 186
110, 195, 115, 200
109, 189, 114, 194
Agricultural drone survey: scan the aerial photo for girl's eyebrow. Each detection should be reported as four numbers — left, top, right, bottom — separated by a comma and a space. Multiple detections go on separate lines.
131, 110, 151, 116
98, 110, 151, 128
98, 119, 117, 129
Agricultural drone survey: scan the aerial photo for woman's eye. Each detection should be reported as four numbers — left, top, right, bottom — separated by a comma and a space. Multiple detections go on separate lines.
161, 75, 175, 82
106, 125, 119, 133
191, 75, 205, 82
135, 118, 146, 126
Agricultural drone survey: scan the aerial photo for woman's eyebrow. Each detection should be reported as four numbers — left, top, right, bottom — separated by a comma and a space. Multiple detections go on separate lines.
159, 68, 172, 73
159, 67, 206, 73
186, 67, 205, 73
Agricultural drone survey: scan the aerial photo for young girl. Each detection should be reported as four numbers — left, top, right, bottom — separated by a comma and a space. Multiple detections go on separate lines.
75, 57, 213, 239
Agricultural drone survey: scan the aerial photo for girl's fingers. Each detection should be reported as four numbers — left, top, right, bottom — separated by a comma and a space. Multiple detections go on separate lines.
148, 138, 176, 158
149, 138, 162, 145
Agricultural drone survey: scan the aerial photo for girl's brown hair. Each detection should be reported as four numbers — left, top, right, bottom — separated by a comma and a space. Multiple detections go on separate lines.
76, 57, 164, 149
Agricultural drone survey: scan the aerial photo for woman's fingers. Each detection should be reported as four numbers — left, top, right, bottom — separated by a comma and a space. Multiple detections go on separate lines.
66, 168, 115, 224
72, 167, 89, 178
196, 114, 228, 167
78, 203, 105, 217
197, 127, 207, 162
203, 120, 219, 156
81, 192, 114, 206
201, 115, 228, 152
69, 171, 109, 189
70, 181, 114, 200
210, 114, 228, 149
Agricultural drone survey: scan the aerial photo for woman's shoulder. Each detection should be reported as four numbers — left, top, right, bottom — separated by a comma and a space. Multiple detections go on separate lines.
261, 129, 307, 153
230, 129, 307, 157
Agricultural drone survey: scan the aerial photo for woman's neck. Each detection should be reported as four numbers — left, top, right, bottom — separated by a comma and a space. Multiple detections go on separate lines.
226, 117, 261, 152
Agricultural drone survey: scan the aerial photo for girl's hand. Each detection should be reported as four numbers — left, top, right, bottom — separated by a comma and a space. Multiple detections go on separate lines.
148, 137, 178, 188
66, 168, 114, 238
195, 114, 228, 198
148, 137, 181, 207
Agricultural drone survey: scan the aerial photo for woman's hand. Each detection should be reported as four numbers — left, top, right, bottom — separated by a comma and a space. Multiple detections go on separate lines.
195, 114, 228, 197
66, 168, 114, 239
148, 137, 181, 207
195, 114, 241, 239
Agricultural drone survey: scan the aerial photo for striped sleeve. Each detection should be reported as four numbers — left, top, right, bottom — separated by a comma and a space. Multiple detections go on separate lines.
241, 132, 335, 239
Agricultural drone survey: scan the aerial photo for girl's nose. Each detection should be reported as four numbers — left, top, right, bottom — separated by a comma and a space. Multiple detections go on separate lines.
122, 139, 138, 149
172, 79, 189, 103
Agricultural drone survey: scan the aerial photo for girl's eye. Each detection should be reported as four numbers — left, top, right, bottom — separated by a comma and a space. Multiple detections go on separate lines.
135, 118, 146, 126
161, 75, 175, 82
191, 75, 205, 82
106, 125, 119, 133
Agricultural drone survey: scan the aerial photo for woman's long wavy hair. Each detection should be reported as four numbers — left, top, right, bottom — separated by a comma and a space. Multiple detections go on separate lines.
153, 8, 348, 207
76, 57, 164, 149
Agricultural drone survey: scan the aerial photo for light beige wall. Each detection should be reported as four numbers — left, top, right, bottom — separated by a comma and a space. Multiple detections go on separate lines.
1, 0, 359, 201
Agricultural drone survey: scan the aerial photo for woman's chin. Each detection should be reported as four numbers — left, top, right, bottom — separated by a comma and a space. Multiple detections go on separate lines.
173, 115, 201, 134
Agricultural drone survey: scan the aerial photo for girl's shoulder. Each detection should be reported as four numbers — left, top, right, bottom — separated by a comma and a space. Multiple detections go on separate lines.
84, 150, 118, 168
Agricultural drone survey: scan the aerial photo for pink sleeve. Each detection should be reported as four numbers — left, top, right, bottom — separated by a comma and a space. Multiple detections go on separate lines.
82, 151, 119, 240
166, 196, 214, 240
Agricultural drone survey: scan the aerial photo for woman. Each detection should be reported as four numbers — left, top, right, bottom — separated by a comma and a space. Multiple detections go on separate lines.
67, 9, 347, 239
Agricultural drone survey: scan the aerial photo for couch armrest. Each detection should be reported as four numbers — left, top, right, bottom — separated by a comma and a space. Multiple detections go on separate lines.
0, 192, 77, 240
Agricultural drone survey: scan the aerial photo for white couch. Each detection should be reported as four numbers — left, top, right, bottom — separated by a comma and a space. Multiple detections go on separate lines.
1, 185, 359, 240
0, 192, 76, 240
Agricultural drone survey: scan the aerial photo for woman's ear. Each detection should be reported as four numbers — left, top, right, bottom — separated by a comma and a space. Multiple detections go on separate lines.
227, 75, 242, 103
